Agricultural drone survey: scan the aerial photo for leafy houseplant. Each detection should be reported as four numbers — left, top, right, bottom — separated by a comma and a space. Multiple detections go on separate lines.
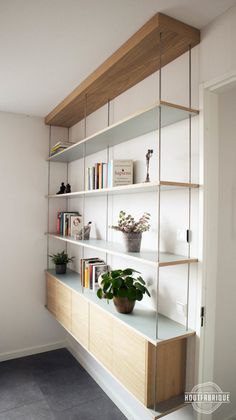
50, 251, 74, 274
111, 211, 151, 252
97, 268, 150, 314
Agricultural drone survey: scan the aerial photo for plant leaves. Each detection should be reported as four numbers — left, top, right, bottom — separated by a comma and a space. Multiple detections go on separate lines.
97, 289, 103, 299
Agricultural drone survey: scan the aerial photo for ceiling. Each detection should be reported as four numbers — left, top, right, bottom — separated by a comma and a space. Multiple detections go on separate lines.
0, 0, 235, 118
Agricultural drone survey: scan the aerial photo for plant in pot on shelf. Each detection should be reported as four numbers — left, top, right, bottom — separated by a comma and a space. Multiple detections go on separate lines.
97, 268, 150, 314
111, 210, 151, 252
50, 251, 74, 275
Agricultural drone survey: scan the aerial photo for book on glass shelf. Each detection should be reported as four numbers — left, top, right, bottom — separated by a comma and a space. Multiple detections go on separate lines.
56, 211, 81, 236
50, 141, 74, 156
108, 160, 133, 187
80, 258, 108, 289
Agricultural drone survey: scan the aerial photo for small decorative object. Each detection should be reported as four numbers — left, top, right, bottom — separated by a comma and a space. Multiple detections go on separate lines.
76, 221, 92, 240
65, 183, 71, 193
97, 268, 150, 314
111, 211, 150, 252
56, 182, 66, 194
50, 251, 74, 274
145, 149, 153, 183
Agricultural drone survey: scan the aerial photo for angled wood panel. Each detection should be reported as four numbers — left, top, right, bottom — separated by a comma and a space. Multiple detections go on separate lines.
45, 13, 200, 127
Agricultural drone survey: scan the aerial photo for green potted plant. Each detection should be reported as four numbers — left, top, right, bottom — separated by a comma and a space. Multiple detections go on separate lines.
97, 268, 150, 314
50, 250, 74, 274
111, 211, 151, 252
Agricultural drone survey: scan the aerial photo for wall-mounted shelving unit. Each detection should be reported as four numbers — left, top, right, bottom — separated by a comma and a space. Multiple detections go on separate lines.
45, 11, 200, 420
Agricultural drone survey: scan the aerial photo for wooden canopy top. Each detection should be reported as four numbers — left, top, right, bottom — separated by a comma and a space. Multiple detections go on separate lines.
45, 13, 200, 128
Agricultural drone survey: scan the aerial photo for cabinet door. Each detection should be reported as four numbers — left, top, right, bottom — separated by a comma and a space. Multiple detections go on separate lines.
89, 305, 113, 371
72, 292, 89, 349
113, 320, 148, 405
56, 281, 72, 331
46, 274, 57, 316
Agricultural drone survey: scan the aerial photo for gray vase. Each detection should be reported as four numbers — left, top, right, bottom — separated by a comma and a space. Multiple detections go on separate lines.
123, 232, 142, 253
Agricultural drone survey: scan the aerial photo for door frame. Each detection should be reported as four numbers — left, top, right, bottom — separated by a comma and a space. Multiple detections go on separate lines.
196, 69, 236, 420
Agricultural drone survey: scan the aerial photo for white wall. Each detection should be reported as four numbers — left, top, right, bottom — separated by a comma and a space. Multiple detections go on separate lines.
200, 4, 236, 84
0, 112, 65, 359
211, 87, 236, 420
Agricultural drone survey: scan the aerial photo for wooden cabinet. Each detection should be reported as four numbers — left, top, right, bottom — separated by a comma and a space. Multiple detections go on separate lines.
46, 274, 57, 316
89, 304, 113, 371
45, 272, 188, 409
72, 292, 89, 349
46, 273, 72, 331
56, 281, 71, 331
113, 320, 148, 405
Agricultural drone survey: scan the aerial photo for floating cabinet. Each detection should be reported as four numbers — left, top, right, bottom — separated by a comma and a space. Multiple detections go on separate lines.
45, 271, 189, 410
89, 304, 113, 371
71, 293, 89, 349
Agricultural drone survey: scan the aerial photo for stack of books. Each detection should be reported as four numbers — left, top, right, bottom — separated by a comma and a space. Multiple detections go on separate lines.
86, 159, 133, 190
80, 258, 108, 290
57, 212, 82, 237
87, 162, 107, 190
50, 141, 74, 156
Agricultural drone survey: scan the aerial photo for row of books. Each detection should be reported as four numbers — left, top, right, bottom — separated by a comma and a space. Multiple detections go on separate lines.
57, 212, 82, 237
86, 159, 133, 190
50, 141, 74, 156
80, 258, 108, 290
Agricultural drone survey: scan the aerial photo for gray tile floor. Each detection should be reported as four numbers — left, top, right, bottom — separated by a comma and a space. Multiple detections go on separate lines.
0, 348, 127, 419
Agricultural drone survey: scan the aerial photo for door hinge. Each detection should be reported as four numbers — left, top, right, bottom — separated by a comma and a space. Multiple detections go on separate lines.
200, 306, 205, 327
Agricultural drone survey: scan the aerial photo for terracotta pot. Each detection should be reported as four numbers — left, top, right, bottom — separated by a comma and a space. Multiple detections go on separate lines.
55, 264, 67, 274
123, 232, 142, 252
113, 296, 136, 314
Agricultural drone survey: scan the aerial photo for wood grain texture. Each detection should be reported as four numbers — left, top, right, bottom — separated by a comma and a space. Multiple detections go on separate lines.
89, 304, 113, 371
112, 320, 147, 404
45, 13, 200, 127
56, 281, 72, 331
46, 273, 57, 316
71, 291, 89, 349
155, 338, 186, 404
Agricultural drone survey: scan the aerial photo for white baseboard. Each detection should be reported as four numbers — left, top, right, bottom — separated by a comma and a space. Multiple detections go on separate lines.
66, 334, 152, 420
0, 340, 66, 362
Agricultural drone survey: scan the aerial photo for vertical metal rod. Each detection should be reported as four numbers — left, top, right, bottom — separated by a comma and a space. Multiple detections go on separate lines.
154, 31, 162, 411
47, 126, 52, 269
156, 31, 162, 343
186, 45, 192, 331
105, 100, 110, 265
81, 94, 87, 292
66, 128, 69, 253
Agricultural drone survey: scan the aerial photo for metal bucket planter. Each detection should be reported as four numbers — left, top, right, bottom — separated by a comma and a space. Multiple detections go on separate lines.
123, 232, 142, 252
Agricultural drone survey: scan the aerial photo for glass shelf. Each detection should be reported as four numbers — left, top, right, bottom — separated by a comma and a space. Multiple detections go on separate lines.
47, 181, 199, 198
48, 101, 199, 163
47, 234, 198, 267
46, 268, 195, 345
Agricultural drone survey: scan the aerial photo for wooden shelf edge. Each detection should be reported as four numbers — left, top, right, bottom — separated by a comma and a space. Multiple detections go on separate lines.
45, 13, 200, 128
